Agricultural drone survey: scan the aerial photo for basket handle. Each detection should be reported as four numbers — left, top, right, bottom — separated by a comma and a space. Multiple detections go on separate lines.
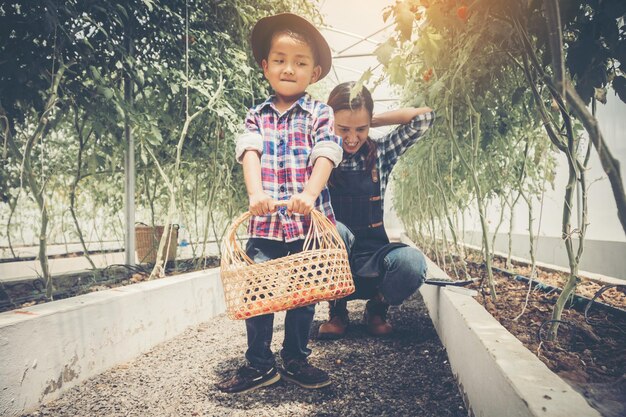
221, 206, 347, 267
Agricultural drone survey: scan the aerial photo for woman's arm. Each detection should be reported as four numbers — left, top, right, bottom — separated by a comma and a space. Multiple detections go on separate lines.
376, 108, 436, 175
370, 107, 433, 128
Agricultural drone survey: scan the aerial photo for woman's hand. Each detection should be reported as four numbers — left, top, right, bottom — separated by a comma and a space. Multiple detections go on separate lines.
287, 190, 317, 215
248, 192, 276, 216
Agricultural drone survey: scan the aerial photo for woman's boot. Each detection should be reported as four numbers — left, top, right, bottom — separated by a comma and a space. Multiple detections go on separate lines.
364, 294, 392, 336
317, 299, 349, 339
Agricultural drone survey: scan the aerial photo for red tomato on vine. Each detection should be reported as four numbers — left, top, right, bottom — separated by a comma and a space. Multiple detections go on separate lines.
423, 68, 433, 82
457, 6, 469, 21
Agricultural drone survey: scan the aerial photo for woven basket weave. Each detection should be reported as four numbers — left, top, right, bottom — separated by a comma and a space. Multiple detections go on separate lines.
220, 209, 354, 320
135, 225, 178, 264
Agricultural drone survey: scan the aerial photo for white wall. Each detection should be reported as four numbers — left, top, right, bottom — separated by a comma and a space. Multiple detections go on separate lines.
0, 268, 225, 417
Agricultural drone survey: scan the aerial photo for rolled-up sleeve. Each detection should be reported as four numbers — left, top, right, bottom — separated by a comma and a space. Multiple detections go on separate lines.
235, 110, 264, 163
379, 110, 435, 172
309, 104, 343, 167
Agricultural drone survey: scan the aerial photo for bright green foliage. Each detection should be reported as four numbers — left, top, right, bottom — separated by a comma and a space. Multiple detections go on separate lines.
0, 0, 316, 256
377, 0, 623, 327
373, 0, 569, 298
377, 0, 555, 233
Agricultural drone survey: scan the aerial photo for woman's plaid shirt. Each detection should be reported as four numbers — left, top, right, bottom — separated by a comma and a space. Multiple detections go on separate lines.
337, 110, 435, 205
242, 94, 342, 242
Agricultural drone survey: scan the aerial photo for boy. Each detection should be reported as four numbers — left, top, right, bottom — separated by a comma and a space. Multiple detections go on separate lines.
216, 13, 343, 394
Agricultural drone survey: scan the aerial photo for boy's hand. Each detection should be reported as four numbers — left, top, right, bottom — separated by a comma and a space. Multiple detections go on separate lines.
287, 190, 317, 215
249, 192, 276, 216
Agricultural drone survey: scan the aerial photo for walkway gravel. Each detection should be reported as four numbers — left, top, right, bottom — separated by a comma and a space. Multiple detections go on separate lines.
23, 293, 467, 417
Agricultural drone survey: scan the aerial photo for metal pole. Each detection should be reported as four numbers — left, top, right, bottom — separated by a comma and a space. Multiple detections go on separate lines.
124, 25, 135, 265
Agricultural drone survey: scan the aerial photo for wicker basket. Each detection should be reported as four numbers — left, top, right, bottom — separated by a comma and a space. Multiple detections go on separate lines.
220, 210, 354, 320
135, 224, 178, 264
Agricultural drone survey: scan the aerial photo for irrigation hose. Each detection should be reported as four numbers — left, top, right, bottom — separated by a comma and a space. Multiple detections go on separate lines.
537, 319, 577, 345
584, 284, 626, 333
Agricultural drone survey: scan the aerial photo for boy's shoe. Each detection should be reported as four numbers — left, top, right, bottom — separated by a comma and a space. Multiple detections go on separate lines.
318, 300, 349, 339
215, 364, 280, 394
280, 358, 332, 389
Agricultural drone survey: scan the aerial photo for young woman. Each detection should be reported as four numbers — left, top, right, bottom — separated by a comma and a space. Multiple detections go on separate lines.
319, 82, 435, 338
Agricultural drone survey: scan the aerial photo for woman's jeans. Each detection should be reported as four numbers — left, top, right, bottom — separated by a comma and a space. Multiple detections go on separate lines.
335, 222, 427, 305
244, 238, 315, 370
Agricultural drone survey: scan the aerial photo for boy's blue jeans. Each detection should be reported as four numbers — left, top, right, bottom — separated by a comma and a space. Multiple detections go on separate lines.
244, 238, 314, 370
335, 222, 427, 305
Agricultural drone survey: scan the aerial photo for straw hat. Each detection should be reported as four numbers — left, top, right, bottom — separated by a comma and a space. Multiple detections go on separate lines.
250, 13, 332, 80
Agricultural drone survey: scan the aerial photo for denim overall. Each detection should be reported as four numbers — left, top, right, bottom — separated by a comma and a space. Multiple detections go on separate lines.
330, 167, 427, 304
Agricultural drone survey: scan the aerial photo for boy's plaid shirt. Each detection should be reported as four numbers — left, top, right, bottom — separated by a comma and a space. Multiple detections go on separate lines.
243, 94, 342, 242
337, 110, 435, 204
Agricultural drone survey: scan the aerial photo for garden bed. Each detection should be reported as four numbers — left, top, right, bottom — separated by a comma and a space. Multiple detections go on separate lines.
425, 245, 626, 417
0, 256, 220, 313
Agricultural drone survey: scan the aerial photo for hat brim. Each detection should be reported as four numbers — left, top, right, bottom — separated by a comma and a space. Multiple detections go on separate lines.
251, 13, 332, 80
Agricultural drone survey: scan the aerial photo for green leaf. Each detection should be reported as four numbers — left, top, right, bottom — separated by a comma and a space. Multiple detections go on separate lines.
428, 80, 445, 102
89, 66, 102, 81
511, 86, 525, 105
82, 38, 94, 50
594, 87, 607, 104
395, 2, 414, 42
140, 147, 148, 165
142, 0, 155, 12
387, 56, 407, 86
374, 38, 396, 66
88, 153, 97, 176
116, 4, 128, 19
148, 125, 163, 146
383, 7, 393, 23
351, 68, 373, 102
98, 86, 114, 100
612, 76, 626, 103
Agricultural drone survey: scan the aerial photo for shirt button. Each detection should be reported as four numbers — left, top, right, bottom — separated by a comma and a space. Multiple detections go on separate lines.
280, 185, 285, 192
279, 161, 284, 168
278, 139, 284, 146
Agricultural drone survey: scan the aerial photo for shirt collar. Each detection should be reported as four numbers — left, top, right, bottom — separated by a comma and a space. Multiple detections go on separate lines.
253, 93, 314, 115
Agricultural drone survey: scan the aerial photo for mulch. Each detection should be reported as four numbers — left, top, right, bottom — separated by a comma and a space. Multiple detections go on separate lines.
22, 294, 467, 417
436, 256, 626, 417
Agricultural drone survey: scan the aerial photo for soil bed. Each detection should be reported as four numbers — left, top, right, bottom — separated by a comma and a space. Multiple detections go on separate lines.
0, 248, 124, 264
0, 256, 220, 313
429, 248, 626, 417
22, 294, 466, 417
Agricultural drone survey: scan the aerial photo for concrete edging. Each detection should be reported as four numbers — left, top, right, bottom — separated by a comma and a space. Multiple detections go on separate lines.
0, 268, 225, 417
401, 234, 601, 417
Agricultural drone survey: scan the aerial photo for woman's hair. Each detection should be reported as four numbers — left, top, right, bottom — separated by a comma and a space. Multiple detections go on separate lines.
327, 81, 374, 117
327, 82, 378, 183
